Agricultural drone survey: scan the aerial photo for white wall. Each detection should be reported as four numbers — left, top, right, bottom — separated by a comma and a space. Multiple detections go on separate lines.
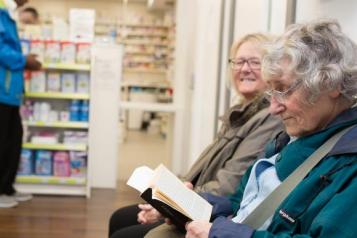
295, 0, 357, 42
171, 0, 197, 174
234, 0, 270, 39
187, 0, 223, 168
269, 0, 289, 34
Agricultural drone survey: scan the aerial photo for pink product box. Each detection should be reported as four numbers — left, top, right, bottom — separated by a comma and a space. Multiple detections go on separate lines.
53, 151, 71, 177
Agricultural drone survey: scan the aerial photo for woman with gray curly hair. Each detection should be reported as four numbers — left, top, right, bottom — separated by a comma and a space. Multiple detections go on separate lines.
145, 19, 357, 238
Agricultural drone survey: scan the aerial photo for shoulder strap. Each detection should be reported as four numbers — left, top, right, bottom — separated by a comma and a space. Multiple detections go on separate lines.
241, 125, 355, 229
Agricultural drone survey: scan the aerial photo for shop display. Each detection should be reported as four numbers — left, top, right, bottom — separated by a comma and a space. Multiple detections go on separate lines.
17, 39, 92, 197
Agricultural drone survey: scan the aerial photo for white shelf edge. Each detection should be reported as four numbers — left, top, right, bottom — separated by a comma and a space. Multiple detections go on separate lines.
15, 183, 88, 197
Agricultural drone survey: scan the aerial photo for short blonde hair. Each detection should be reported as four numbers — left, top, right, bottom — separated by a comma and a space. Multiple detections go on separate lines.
230, 33, 272, 59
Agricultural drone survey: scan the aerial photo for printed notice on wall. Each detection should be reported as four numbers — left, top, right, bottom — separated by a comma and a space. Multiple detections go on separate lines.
91, 44, 123, 91
69, 8, 95, 42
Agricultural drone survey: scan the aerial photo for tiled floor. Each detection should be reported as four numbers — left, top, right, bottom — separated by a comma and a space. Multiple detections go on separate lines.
117, 130, 170, 180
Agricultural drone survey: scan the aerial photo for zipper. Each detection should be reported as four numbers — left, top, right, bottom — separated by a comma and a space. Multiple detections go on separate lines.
5, 70, 11, 94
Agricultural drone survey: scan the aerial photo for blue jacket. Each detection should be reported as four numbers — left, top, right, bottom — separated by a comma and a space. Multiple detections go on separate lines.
0, 7, 26, 106
205, 106, 357, 238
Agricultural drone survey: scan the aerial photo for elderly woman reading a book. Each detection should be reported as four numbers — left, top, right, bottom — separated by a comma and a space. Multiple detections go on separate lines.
145, 19, 357, 238
108, 33, 284, 238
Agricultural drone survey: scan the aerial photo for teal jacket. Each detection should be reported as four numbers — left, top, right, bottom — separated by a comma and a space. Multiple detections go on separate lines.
207, 106, 357, 238
0, 7, 26, 106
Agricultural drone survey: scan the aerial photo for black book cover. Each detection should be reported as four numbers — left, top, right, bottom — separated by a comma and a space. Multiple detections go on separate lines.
141, 188, 191, 232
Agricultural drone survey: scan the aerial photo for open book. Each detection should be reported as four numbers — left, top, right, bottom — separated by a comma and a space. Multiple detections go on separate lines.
127, 164, 213, 231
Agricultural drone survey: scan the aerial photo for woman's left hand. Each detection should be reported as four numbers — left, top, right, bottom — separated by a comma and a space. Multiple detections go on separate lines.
185, 221, 212, 238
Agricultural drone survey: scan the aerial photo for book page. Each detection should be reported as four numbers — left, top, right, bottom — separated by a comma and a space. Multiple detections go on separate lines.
126, 166, 154, 193
152, 164, 212, 221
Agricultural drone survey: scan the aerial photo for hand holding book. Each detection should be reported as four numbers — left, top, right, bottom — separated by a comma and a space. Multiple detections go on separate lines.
127, 164, 213, 231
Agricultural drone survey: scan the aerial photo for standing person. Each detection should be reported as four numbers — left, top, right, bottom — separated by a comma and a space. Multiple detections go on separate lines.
0, 0, 41, 208
108, 33, 284, 238
146, 19, 357, 238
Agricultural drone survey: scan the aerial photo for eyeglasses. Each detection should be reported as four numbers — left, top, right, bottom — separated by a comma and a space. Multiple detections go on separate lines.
265, 80, 302, 103
228, 58, 261, 71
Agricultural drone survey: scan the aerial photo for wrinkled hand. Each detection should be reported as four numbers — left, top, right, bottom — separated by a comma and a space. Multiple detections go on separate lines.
25, 54, 42, 70
185, 221, 212, 238
137, 204, 162, 224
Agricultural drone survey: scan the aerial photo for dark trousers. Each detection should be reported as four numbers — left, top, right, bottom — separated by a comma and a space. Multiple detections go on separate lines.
0, 103, 23, 195
109, 204, 163, 238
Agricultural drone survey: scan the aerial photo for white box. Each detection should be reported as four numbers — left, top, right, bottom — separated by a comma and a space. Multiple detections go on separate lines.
30, 71, 46, 92
47, 72, 61, 92
61, 73, 76, 93
60, 42, 76, 64
76, 73, 90, 93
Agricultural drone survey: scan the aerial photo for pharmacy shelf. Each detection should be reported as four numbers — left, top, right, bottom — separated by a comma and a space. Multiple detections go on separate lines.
123, 68, 166, 74
125, 32, 168, 37
15, 183, 88, 197
121, 80, 171, 88
120, 101, 177, 113
25, 92, 90, 100
23, 121, 89, 129
121, 23, 170, 28
22, 143, 87, 151
121, 40, 168, 46
16, 175, 86, 185
43, 63, 91, 71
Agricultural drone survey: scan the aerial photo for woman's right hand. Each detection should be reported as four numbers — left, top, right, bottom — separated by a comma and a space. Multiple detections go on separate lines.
137, 204, 162, 224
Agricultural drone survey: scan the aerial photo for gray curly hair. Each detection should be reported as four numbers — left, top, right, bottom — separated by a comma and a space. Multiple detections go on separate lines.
262, 19, 357, 104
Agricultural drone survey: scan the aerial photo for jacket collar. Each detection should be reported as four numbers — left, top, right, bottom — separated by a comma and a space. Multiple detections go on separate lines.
275, 106, 357, 180
220, 95, 269, 129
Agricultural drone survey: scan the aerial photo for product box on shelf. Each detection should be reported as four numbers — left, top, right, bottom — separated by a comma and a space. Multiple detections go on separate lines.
47, 72, 61, 92
76, 43, 91, 64
63, 130, 88, 144
53, 151, 71, 177
35, 150, 53, 176
69, 151, 87, 177
30, 131, 59, 144
45, 40, 61, 63
76, 73, 90, 93
17, 149, 33, 175
30, 71, 46, 92
60, 42, 76, 64
61, 73, 76, 93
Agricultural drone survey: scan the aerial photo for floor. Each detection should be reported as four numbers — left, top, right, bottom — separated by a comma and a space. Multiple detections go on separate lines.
0, 130, 168, 238
0, 183, 141, 238
117, 130, 170, 180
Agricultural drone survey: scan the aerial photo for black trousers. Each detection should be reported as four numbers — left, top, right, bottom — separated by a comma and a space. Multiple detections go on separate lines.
0, 103, 23, 195
109, 204, 164, 238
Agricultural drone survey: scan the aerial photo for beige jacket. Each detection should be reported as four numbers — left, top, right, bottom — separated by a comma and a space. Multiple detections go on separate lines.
185, 97, 284, 196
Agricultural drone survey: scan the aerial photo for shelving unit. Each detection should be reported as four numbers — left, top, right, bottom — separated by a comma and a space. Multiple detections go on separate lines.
16, 42, 92, 197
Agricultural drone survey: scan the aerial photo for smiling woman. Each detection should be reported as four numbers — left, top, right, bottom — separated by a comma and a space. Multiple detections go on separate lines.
229, 34, 269, 102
